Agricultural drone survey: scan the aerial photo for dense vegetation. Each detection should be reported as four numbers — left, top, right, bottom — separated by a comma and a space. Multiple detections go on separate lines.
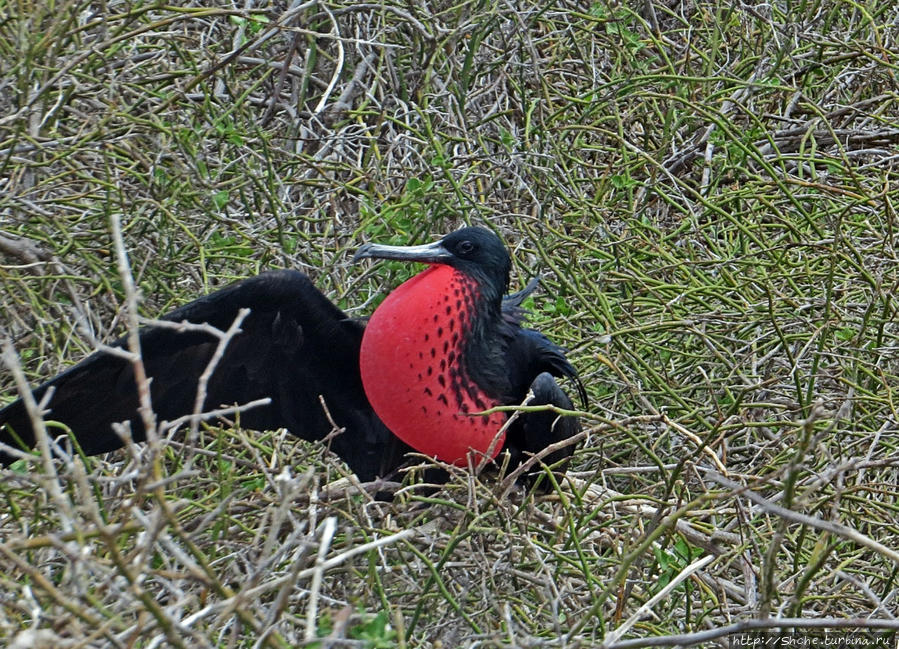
1, 1, 898, 646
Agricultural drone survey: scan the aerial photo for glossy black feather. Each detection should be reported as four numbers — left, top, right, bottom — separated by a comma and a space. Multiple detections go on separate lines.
0, 270, 406, 480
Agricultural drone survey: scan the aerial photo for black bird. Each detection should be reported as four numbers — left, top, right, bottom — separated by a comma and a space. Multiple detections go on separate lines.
0, 227, 585, 481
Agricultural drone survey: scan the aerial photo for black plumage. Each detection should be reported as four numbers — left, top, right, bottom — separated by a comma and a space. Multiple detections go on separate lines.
0, 228, 585, 481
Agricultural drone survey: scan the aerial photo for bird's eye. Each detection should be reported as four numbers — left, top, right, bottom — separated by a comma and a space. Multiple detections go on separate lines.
457, 240, 475, 255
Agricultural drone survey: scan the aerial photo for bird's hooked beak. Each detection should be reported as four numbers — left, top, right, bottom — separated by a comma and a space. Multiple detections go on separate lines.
353, 238, 453, 265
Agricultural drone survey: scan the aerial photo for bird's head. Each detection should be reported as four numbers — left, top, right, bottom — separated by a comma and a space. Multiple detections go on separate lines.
354, 227, 512, 298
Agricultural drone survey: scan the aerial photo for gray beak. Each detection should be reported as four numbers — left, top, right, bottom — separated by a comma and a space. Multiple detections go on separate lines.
353, 238, 453, 265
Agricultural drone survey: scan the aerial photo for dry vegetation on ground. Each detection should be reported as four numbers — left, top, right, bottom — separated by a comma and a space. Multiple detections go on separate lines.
1, 0, 899, 646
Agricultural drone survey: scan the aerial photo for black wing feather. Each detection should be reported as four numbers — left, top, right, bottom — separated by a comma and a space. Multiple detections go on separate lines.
0, 270, 402, 480
505, 328, 587, 407
519, 371, 580, 469
499, 327, 585, 479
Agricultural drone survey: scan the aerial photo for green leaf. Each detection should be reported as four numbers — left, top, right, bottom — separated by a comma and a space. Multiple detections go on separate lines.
349, 611, 396, 648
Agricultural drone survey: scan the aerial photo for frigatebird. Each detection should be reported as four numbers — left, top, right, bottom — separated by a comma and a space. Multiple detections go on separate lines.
0, 227, 585, 481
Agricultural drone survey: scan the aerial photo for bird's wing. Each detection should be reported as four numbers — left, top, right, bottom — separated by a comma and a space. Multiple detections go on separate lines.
495, 327, 586, 483
506, 327, 587, 407
519, 371, 581, 469
501, 279, 587, 406
0, 270, 401, 480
